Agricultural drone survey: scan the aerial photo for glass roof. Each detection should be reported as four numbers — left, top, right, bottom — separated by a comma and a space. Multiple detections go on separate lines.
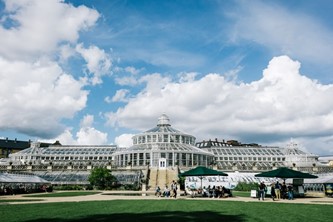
10, 145, 118, 156
145, 114, 181, 133
145, 125, 181, 133
43, 146, 117, 155
0, 173, 49, 183
114, 143, 214, 156
208, 147, 285, 156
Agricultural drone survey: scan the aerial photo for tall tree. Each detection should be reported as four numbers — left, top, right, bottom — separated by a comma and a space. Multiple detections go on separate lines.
88, 167, 117, 190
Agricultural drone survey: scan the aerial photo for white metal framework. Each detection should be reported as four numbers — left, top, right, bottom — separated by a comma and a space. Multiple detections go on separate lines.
112, 114, 214, 168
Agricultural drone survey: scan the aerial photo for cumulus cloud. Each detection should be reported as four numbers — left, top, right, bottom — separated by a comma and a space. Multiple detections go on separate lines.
115, 75, 138, 86
0, 0, 99, 61
47, 128, 77, 145
80, 114, 94, 128
113, 66, 145, 86
105, 56, 333, 154
0, 1, 102, 140
177, 72, 198, 83
104, 96, 112, 104
76, 127, 108, 145
48, 115, 108, 145
115, 134, 134, 147
75, 43, 112, 85
48, 127, 108, 145
111, 89, 130, 103
58, 44, 75, 62
0, 57, 88, 138
124, 66, 143, 75
76, 114, 107, 145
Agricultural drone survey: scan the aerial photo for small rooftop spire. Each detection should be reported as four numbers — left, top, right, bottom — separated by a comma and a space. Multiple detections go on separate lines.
157, 114, 171, 126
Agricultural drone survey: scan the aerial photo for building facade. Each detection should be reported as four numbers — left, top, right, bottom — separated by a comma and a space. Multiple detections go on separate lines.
112, 114, 214, 169
0, 114, 332, 186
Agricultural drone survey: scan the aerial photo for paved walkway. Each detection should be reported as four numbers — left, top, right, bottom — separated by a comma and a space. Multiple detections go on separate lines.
1, 191, 333, 205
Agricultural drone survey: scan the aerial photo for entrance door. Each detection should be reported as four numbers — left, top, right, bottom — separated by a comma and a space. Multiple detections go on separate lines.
159, 158, 167, 169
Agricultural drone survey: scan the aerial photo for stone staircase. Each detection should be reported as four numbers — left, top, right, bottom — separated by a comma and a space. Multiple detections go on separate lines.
148, 168, 178, 190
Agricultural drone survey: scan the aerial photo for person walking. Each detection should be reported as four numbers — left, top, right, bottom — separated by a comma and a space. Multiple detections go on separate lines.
258, 182, 266, 201
171, 180, 178, 198
275, 181, 281, 200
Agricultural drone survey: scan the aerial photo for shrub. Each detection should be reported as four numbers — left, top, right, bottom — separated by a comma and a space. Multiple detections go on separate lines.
234, 182, 258, 191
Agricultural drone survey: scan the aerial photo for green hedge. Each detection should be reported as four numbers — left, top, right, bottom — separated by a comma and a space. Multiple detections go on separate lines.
234, 182, 258, 191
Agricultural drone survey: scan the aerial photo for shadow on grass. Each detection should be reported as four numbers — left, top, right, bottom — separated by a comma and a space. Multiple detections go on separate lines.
25, 210, 245, 222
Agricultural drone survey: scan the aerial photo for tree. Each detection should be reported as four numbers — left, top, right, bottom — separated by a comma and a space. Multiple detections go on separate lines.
88, 167, 117, 190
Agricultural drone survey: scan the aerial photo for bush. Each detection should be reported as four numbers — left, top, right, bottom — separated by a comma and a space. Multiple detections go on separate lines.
121, 182, 140, 191
88, 167, 118, 190
53, 185, 85, 190
234, 182, 258, 191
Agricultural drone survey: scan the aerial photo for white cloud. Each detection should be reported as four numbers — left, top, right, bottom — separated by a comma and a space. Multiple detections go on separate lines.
125, 66, 142, 75
177, 72, 198, 83
115, 76, 138, 86
46, 128, 77, 145
138, 73, 172, 94
0, 57, 88, 138
47, 126, 108, 145
0, 0, 99, 61
115, 134, 134, 147
0, 1, 103, 141
228, 1, 333, 66
111, 89, 130, 103
75, 43, 112, 85
80, 114, 94, 128
104, 96, 112, 104
58, 44, 75, 62
113, 66, 144, 86
77, 114, 108, 145
76, 127, 107, 145
105, 55, 333, 154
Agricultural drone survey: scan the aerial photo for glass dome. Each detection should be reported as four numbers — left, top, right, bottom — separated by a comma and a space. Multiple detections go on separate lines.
112, 114, 214, 168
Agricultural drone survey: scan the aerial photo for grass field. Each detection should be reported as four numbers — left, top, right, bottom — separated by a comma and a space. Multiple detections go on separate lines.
0, 199, 332, 222
0, 199, 44, 203
24, 191, 101, 198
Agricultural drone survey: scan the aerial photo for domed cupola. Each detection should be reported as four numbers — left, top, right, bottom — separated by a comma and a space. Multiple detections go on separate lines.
157, 114, 171, 126
111, 114, 214, 168
145, 114, 180, 133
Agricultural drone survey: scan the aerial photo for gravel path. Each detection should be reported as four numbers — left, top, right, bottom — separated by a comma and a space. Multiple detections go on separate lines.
1, 191, 333, 205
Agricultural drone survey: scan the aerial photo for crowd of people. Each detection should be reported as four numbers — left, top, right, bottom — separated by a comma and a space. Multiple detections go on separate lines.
154, 180, 296, 200
184, 185, 232, 198
0, 183, 52, 195
155, 180, 178, 198
258, 181, 294, 201
155, 181, 232, 199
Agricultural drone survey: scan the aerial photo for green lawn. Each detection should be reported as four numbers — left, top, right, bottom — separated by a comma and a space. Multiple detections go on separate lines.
0, 199, 43, 203
0, 199, 332, 222
24, 191, 100, 198
232, 191, 251, 197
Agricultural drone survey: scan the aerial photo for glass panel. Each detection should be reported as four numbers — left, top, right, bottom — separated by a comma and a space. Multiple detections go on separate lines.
158, 134, 163, 142
175, 135, 180, 143
164, 134, 168, 143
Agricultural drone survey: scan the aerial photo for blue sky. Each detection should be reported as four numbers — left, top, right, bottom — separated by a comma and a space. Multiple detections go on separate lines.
1, 0, 333, 155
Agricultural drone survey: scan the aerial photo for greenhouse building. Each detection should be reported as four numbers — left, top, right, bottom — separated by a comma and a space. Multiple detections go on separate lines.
112, 114, 214, 169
